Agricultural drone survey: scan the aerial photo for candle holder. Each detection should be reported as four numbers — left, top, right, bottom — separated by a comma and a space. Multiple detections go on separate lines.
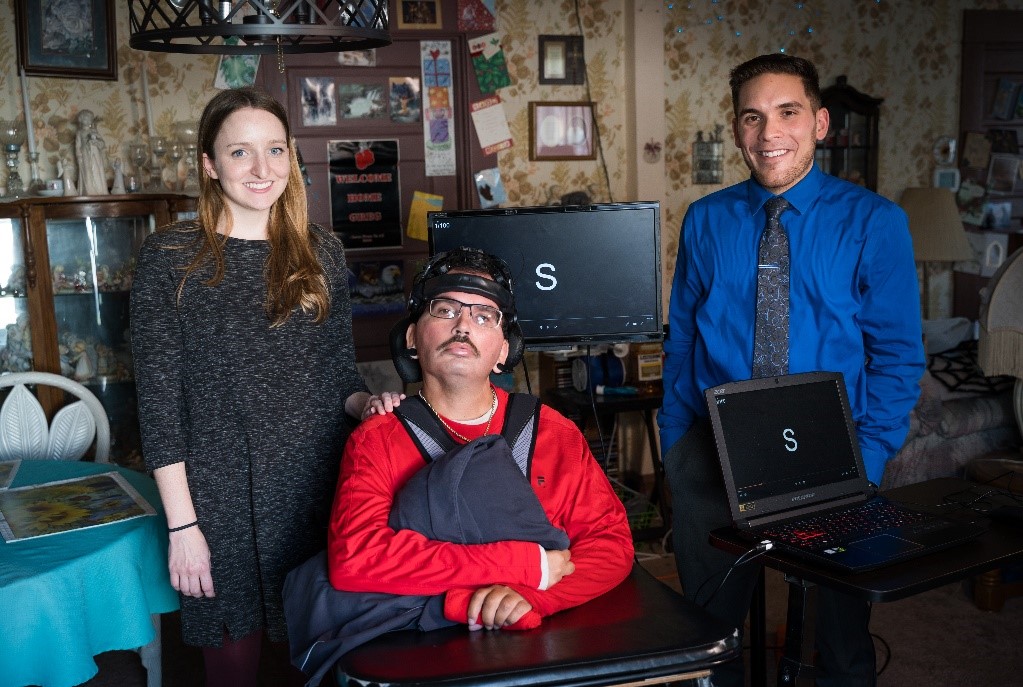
175, 122, 200, 195
128, 142, 149, 192
167, 143, 184, 191
0, 120, 26, 199
26, 151, 44, 195
147, 135, 167, 191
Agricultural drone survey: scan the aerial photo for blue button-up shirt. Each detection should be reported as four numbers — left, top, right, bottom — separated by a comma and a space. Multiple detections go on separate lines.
659, 165, 925, 483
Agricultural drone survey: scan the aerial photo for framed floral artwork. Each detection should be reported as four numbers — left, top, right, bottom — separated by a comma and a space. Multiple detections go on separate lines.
15, 0, 117, 80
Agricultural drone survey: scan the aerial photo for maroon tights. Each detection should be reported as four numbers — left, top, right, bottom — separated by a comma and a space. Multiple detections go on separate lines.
202, 628, 308, 687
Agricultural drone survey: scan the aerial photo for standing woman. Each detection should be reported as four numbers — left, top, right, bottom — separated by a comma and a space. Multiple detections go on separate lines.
131, 87, 401, 684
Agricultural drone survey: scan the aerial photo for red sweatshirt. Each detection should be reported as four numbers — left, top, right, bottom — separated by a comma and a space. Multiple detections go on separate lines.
328, 387, 634, 621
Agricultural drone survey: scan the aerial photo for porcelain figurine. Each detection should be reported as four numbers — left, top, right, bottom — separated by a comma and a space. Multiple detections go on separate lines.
75, 110, 110, 196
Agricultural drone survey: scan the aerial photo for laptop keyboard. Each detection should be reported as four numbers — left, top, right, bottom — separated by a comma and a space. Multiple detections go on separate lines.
761, 499, 931, 552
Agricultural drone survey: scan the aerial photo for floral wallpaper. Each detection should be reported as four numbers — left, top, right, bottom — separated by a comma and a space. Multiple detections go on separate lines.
2, 0, 1022, 299
491, 0, 1023, 307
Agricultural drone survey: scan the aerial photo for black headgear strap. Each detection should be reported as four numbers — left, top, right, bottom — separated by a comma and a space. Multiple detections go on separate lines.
417, 272, 514, 316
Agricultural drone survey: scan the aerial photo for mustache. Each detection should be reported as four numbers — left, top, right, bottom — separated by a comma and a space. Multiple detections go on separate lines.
437, 334, 479, 356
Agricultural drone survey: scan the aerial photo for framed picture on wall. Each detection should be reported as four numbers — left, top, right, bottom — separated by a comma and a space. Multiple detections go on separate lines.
397, 0, 442, 30
538, 35, 585, 85
15, 0, 117, 80
528, 101, 597, 161
301, 77, 338, 127
987, 153, 1020, 193
932, 167, 961, 192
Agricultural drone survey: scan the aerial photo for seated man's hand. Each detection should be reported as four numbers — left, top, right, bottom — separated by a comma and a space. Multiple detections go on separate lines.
545, 549, 575, 587
467, 585, 534, 631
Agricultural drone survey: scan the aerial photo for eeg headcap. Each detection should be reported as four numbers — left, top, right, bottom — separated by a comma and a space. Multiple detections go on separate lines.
389, 247, 524, 384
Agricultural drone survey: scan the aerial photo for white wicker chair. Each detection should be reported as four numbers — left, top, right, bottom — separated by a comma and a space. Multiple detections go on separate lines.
0, 373, 163, 686
0, 371, 110, 463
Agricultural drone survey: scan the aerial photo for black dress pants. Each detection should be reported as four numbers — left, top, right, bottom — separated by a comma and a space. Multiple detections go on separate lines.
663, 420, 876, 687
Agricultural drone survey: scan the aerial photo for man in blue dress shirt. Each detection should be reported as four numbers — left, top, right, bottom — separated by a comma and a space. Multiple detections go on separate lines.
658, 54, 925, 686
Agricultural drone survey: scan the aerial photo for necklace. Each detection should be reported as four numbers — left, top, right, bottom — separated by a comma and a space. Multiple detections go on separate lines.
418, 388, 498, 442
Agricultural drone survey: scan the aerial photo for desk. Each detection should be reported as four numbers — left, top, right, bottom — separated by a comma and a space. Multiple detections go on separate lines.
337, 563, 740, 687
0, 461, 178, 687
542, 388, 667, 536
711, 478, 1023, 687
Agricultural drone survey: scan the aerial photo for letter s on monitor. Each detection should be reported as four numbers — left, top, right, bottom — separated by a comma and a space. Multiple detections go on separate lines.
428, 202, 663, 350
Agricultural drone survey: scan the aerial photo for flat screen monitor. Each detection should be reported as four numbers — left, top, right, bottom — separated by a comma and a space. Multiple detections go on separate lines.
428, 202, 663, 350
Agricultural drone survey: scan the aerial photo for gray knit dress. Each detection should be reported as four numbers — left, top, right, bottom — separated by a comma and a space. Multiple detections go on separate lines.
130, 222, 368, 646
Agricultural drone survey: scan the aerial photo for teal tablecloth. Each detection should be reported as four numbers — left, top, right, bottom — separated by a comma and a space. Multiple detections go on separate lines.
0, 461, 178, 687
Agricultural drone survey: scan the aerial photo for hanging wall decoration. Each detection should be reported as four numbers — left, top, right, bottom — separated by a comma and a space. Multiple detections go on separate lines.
329, 139, 402, 250
457, 0, 496, 32
16, 0, 117, 79
538, 35, 585, 86
398, 0, 442, 30
420, 41, 457, 176
469, 32, 511, 94
470, 95, 513, 156
349, 260, 406, 317
301, 77, 338, 127
389, 77, 422, 123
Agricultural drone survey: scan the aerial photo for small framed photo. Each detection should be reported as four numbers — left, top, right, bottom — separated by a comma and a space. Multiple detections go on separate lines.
932, 167, 961, 192
301, 77, 337, 127
989, 129, 1020, 155
528, 101, 596, 161
991, 78, 1019, 120
337, 49, 376, 67
986, 153, 1020, 193
538, 35, 586, 85
983, 200, 1014, 230
338, 83, 387, 120
397, 0, 442, 30
389, 77, 422, 123
15, 0, 116, 79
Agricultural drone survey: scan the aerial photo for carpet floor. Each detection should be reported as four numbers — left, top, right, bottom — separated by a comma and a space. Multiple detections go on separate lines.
67, 549, 1023, 686
638, 549, 1023, 687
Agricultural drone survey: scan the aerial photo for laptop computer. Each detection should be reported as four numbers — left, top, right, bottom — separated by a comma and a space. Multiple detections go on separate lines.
704, 371, 985, 573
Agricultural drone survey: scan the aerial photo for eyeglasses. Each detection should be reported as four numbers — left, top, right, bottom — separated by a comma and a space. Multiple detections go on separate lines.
427, 298, 504, 329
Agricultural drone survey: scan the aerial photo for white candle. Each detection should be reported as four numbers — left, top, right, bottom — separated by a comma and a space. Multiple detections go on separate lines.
19, 67, 36, 156
141, 62, 156, 138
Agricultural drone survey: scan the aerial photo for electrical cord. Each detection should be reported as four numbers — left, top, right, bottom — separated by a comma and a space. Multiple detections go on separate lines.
872, 630, 892, 676
520, 352, 534, 397
583, 345, 610, 465
694, 540, 773, 609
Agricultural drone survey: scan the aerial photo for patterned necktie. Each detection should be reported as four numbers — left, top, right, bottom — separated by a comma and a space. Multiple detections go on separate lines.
752, 196, 791, 378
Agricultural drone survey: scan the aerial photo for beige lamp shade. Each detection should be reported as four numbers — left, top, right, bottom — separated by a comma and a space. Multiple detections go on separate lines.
900, 187, 975, 262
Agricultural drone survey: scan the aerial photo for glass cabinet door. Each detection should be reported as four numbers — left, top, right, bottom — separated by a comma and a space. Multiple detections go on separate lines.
814, 76, 882, 192
0, 216, 32, 374
45, 214, 155, 467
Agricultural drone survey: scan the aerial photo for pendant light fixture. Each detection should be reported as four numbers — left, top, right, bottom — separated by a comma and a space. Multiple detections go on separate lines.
129, 1, 390, 56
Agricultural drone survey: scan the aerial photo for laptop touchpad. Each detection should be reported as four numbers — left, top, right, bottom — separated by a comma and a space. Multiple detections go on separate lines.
848, 534, 923, 556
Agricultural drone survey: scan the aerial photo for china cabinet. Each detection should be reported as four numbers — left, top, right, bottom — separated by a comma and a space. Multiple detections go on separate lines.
0, 194, 196, 468
814, 75, 882, 191
954, 9, 1023, 318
